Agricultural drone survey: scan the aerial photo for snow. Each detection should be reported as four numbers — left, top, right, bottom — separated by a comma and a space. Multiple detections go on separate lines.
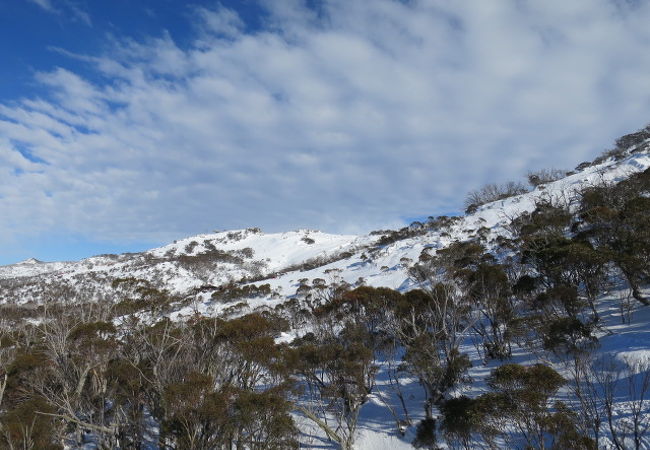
3, 151, 649, 304
1, 147, 650, 448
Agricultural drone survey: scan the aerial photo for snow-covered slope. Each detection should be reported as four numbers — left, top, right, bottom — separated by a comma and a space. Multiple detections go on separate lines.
236, 149, 650, 310
2, 135, 650, 450
2, 146, 650, 309
0, 228, 372, 304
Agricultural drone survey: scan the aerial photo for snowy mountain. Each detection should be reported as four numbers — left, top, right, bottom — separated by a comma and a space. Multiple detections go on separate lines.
2, 137, 650, 314
1, 127, 650, 449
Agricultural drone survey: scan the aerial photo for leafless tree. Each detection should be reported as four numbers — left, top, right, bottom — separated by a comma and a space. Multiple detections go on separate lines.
572, 353, 650, 449
388, 283, 473, 419
568, 353, 606, 447
527, 168, 567, 187
465, 181, 529, 212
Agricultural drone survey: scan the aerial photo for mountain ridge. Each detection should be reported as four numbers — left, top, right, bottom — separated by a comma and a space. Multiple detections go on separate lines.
2, 134, 650, 314
1, 125, 649, 449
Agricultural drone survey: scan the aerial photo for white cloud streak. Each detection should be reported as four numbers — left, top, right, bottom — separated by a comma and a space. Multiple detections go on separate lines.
28, 0, 91, 25
2, 0, 650, 247
28, 0, 55, 11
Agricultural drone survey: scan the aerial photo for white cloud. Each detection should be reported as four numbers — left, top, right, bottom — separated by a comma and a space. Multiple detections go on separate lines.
28, 0, 54, 11
28, 0, 91, 25
194, 5, 245, 39
2, 0, 650, 248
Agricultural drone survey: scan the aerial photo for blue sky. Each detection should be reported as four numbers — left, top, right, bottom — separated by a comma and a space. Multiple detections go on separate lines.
2, 0, 650, 265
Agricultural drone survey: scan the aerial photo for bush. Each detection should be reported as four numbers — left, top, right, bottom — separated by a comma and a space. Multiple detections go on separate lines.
464, 181, 529, 213
211, 283, 272, 303
592, 124, 650, 165
372, 216, 461, 248
614, 123, 650, 152
1, 397, 60, 450
542, 317, 597, 355
412, 418, 438, 449
184, 240, 199, 254
473, 364, 573, 449
527, 168, 567, 187
440, 396, 483, 447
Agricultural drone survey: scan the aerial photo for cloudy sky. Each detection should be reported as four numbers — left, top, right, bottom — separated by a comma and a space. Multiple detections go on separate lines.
1, 0, 650, 264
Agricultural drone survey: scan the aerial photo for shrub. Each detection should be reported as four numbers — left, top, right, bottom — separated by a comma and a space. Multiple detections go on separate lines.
614, 123, 650, 152
592, 124, 650, 165
412, 418, 438, 449
1, 397, 60, 450
211, 283, 272, 303
542, 317, 597, 355
184, 240, 199, 254
464, 181, 529, 213
372, 216, 461, 248
474, 364, 575, 449
440, 396, 483, 447
527, 168, 567, 187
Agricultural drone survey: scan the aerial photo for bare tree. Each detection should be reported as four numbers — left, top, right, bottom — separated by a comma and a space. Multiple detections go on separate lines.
574, 353, 650, 450
465, 181, 529, 213
568, 353, 606, 447
527, 168, 567, 187
388, 284, 473, 419
623, 358, 650, 450
290, 316, 377, 449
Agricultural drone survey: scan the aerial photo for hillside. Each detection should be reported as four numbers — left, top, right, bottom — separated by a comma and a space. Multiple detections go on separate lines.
0, 126, 649, 449
2, 131, 650, 313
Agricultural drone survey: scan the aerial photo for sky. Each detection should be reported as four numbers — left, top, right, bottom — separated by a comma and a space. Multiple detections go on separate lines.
1, 0, 650, 265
